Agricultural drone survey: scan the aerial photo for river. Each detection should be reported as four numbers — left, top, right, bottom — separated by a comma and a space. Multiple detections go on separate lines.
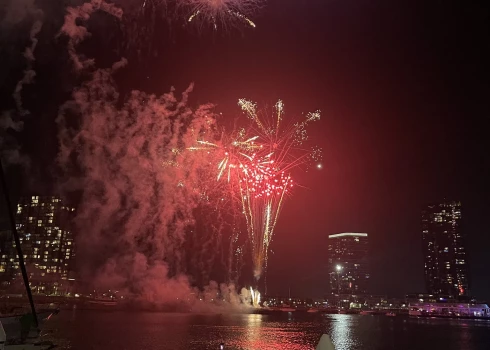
42, 309, 490, 349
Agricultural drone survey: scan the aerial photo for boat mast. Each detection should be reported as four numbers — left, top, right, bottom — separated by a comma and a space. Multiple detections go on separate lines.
0, 161, 38, 328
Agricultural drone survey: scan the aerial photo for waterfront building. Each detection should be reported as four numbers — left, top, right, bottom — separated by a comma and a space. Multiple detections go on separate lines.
422, 200, 469, 296
262, 296, 318, 309
0, 195, 76, 294
0, 229, 12, 280
328, 232, 369, 296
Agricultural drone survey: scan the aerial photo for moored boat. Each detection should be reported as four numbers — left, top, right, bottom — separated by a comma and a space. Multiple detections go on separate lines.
87, 297, 117, 306
360, 310, 375, 315
0, 310, 57, 326
409, 302, 490, 319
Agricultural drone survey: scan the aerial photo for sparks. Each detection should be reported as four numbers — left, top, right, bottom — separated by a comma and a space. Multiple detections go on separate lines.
250, 287, 261, 307
181, 0, 261, 30
187, 99, 321, 282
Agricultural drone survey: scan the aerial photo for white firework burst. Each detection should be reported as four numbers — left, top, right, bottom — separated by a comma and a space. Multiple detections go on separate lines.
180, 0, 262, 30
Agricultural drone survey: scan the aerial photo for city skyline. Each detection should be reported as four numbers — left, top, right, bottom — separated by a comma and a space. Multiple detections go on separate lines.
0, 195, 76, 295
0, 192, 486, 300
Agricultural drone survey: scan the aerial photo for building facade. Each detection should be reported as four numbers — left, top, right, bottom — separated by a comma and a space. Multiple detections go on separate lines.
422, 200, 469, 296
0, 229, 12, 279
328, 232, 369, 296
0, 195, 76, 295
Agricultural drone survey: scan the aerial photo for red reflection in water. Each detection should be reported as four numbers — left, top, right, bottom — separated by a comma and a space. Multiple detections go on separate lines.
219, 314, 313, 350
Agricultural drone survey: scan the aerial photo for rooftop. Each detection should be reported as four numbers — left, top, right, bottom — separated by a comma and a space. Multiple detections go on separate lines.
328, 232, 368, 239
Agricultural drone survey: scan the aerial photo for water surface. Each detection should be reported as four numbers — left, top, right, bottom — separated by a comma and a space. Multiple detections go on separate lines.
43, 310, 490, 349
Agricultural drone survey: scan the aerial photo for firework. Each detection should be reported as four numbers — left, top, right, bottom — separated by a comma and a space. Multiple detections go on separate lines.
235, 99, 322, 280
180, 0, 261, 30
250, 286, 261, 307
189, 99, 321, 281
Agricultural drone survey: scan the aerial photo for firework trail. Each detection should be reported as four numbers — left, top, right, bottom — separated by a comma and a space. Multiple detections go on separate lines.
189, 100, 322, 281
250, 286, 260, 307
238, 100, 322, 280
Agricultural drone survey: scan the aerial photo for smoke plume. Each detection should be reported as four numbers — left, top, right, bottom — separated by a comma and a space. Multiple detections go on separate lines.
0, 0, 43, 165
56, 0, 251, 309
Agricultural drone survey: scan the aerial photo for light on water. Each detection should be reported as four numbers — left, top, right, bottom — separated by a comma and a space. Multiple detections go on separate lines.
40, 311, 490, 350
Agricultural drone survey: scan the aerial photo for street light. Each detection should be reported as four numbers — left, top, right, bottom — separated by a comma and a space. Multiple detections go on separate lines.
336, 265, 342, 308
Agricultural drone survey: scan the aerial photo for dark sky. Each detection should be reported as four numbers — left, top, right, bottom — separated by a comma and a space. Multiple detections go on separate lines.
2, 0, 490, 299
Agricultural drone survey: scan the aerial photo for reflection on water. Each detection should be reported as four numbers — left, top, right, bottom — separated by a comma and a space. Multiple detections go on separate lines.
329, 314, 359, 350
245, 313, 262, 345
42, 310, 490, 350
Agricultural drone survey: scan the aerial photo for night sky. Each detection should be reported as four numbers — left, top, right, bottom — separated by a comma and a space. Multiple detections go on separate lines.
1, 1, 489, 299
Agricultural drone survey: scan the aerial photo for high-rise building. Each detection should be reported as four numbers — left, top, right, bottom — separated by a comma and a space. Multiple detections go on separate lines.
328, 232, 369, 295
0, 195, 76, 294
0, 229, 12, 279
422, 200, 469, 296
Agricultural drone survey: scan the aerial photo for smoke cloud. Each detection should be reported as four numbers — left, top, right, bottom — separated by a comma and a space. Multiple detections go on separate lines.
1, 0, 42, 26
56, 0, 251, 310
0, 0, 43, 166
0, 112, 29, 166
13, 19, 43, 116
58, 0, 123, 70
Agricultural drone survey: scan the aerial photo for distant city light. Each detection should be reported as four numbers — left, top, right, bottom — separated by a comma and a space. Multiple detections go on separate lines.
1, 195, 76, 295
317, 163, 323, 169
336, 265, 342, 271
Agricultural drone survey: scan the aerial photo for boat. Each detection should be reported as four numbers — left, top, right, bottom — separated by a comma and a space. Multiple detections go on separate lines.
87, 297, 117, 306
307, 308, 320, 313
0, 310, 58, 326
316, 334, 335, 350
386, 312, 396, 317
1, 320, 56, 350
409, 302, 490, 319
360, 310, 375, 315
